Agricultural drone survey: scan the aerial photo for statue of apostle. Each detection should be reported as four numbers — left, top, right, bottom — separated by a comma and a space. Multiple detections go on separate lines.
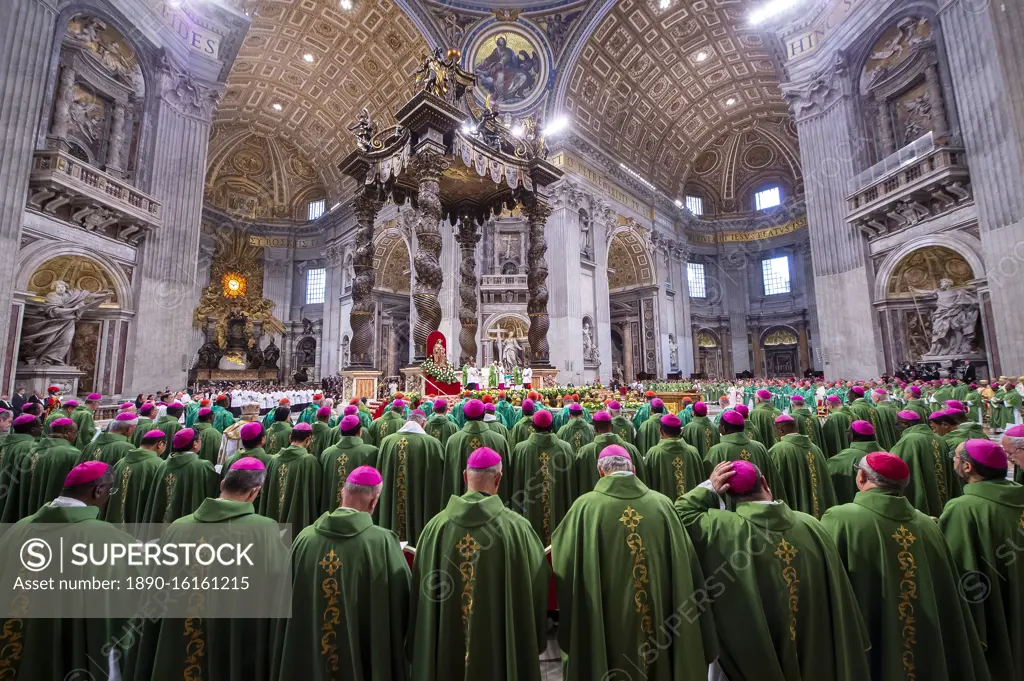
19, 280, 110, 365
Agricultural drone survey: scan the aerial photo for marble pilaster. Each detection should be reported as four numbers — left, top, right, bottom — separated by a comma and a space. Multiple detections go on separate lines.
439, 221, 461, 362
546, 180, 585, 383
322, 243, 345, 375
593, 202, 615, 382
719, 254, 751, 374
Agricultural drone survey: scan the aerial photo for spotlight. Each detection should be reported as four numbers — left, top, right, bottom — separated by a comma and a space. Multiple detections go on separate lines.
725, 98, 736, 106
339, 0, 352, 9
272, 103, 283, 111
749, 0, 801, 24
695, 51, 708, 62
659, 0, 671, 8
541, 117, 569, 136
303, 53, 315, 63
674, 199, 683, 208
510, 124, 524, 138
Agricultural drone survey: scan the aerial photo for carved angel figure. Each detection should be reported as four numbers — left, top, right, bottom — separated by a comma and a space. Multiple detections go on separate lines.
348, 108, 375, 152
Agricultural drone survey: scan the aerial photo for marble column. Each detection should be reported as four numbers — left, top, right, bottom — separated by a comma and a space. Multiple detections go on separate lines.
455, 219, 481, 365
673, 244, 693, 377
322, 243, 345, 375
783, 61, 882, 380
411, 154, 445, 361
348, 193, 383, 368
128, 62, 221, 393
719, 254, 751, 374
438, 220, 460, 362
0, 0, 57, 393
48, 63, 75, 150
106, 100, 127, 177
924, 64, 948, 139
593, 202, 616, 381
876, 97, 895, 158
546, 180, 584, 381
525, 198, 553, 366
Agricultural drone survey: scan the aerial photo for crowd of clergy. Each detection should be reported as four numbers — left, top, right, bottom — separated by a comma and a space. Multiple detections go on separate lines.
0, 378, 1022, 681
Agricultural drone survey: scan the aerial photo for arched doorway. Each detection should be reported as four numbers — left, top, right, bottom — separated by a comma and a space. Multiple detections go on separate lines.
760, 326, 799, 377
482, 314, 530, 368
607, 227, 660, 379
695, 329, 723, 378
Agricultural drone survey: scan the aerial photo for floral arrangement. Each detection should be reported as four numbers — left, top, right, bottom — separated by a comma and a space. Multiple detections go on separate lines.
421, 358, 459, 384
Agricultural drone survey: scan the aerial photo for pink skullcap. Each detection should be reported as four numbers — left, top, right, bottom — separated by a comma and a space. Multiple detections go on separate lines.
171, 428, 196, 449
119, 402, 134, 410
521, 399, 535, 413
729, 460, 760, 495
467, 447, 502, 469
650, 398, 664, 409
139, 403, 156, 415
865, 452, 909, 480
661, 414, 681, 428
63, 400, 78, 407
114, 412, 138, 422
569, 403, 583, 413
239, 422, 263, 440
412, 409, 427, 417
12, 414, 36, 426
722, 409, 744, 426
169, 402, 183, 409
293, 422, 313, 433
593, 410, 611, 422
464, 399, 484, 419
391, 399, 406, 409
343, 405, 358, 416
897, 410, 920, 421
598, 444, 631, 460
51, 417, 74, 428
873, 388, 887, 395
317, 407, 332, 418
339, 415, 361, 432
774, 414, 795, 424
347, 465, 382, 485
851, 386, 865, 396
1004, 425, 1024, 437
533, 410, 553, 428
756, 389, 772, 400
484, 403, 496, 413
64, 461, 109, 487
608, 400, 622, 410
929, 410, 948, 421
197, 408, 212, 417
851, 420, 874, 436
790, 395, 804, 403
86, 393, 102, 401
826, 395, 841, 404
909, 385, 922, 396
946, 400, 965, 412
736, 404, 749, 416
693, 402, 708, 417
230, 457, 266, 471
433, 399, 447, 411
964, 439, 1007, 468
143, 429, 166, 439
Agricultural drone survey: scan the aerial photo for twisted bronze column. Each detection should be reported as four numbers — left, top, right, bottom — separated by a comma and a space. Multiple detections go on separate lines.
348, 193, 383, 368
411, 153, 447, 360
456, 219, 481, 365
525, 199, 552, 365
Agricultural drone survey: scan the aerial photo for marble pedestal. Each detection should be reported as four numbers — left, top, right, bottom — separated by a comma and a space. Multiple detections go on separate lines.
343, 370, 380, 401
531, 368, 560, 389
15, 364, 86, 397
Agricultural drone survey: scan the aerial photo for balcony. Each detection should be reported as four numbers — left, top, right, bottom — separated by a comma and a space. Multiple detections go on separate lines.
27, 150, 162, 245
480, 274, 528, 289
480, 273, 528, 305
845, 132, 971, 238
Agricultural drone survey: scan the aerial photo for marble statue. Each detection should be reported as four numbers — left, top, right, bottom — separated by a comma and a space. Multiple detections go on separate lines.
19, 281, 110, 365
502, 336, 523, 368
582, 320, 596, 361
263, 338, 281, 369
669, 334, 679, 369
912, 279, 979, 356
431, 338, 448, 367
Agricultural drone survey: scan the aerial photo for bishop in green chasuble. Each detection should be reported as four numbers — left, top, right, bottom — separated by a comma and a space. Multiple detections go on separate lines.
509, 400, 539, 450
192, 408, 223, 465
368, 402, 407, 447
747, 390, 781, 449
826, 421, 878, 505
821, 397, 853, 458
870, 389, 900, 451
275, 464, 410, 681
554, 446, 718, 681
608, 401, 637, 446
509, 412, 577, 545
676, 460, 871, 681
820, 452, 989, 681
890, 411, 960, 516
265, 407, 294, 456
410, 450, 548, 681
704, 410, 788, 505
78, 413, 136, 465
681, 401, 719, 458
103, 429, 167, 524
259, 422, 322, 537
768, 415, 837, 519
376, 412, 445, 547
426, 399, 458, 446
24, 418, 81, 519
319, 415, 377, 515
442, 400, 510, 503
556, 406, 595, 454
636, 400, 670, 456
645, 414, 707, 500
143, 427, 219, 523
789, 395, 824, 451
153, 403, 186, 453
0, 415, 41, 522
574, 413, 647, 495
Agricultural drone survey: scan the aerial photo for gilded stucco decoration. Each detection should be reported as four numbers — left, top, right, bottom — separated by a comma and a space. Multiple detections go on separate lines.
696, 331, 718, 348
65, 15, 143, 89
885, 246, 974, 299
373, 228, 411, 294
607, 230, 653, 291
863, 17, 932, 84
763, 328, 799, 346
28, 255, 120, 305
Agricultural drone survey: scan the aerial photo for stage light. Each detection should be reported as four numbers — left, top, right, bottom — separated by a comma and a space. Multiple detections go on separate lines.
340, 0, 352, 9
725, 98, 736, 106
542, 117, 569, 136
272, 103, 283, 111
303, 53, 315, 63
511, 124, 524, 138
695, 51, 708, 62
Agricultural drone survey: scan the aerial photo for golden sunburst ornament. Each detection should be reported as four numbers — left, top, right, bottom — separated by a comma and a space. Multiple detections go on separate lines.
221, 272, 247, 298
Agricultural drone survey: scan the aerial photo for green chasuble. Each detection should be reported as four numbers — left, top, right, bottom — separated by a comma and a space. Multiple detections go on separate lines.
944, 422, 987, 451
848, 398, 879, 429
77, 431, 134, 466
486, 418, 511, 447
610, 415, 636, 446
556, 417, 595, 454
309, 420, 333, 458
873, 401, 900, 451
821, 489, 989, 681
703, 432, 788, 504
821, 410, 852, 458
274, 509, 409, 681
409, 491, 549, 681
368, 411, 405, 447
129, 417, 154, 446
376, 428, 445, 547
890, 423, 960, 516
184, 400, 199, 427
635, 413, 666, 457
24, 437, 81, 518
1005, 389, 1023, 427
554, 474, 717, 681
441, 421, 510, 503
748, 403, 781, 449
574, 433, 647, 496
509, 415, 536, 450
767, 433, 837, 519
192, 421, 222, 465
319, 436, 377, 514
791, 406, 825, 451
265, 420, 293, 456
676, 486, 870, 681
0, 434, 39, 522
259, 444, 322, 537
144, 452, 219, 523
509, 432, 577, 545
826, 441, 876, 505
905, 398, 932, 423
223, 445, 273, 473
0, 504, 139, 681
152, 414, 183, 453
297, 403, 319, 425
931, 387, 954, 413
964, 389, 984, 423
496, 399, 517, 428
425, 413, 457, 446
644, 436, 707, 500
211, 404, 235, 433
142, 499, 286, 681
940, 479, 1024, 681
103, 447, 164, 524
70, 405, 96, 449
681, 415, 719, 458
631, 402, 651, 429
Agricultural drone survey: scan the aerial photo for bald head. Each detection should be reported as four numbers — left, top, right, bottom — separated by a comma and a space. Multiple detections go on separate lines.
407, 412, 427, 427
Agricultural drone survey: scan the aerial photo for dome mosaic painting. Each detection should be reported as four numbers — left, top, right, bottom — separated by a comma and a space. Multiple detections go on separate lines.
0, 0, 1022, 678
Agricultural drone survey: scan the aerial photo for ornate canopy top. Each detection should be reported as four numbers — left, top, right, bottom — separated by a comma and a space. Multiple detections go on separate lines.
338, 47, 562, 225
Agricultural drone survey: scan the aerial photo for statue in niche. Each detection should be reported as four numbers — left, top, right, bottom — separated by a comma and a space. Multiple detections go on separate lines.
196, 341, 222, 370
502, 336, 524, 368
341, 337, 350, 367
263, 338, 281, 369
344, 256, 355, 291
911, 279, 980, 356
580, 210, 593, 259
431, 338, 448, 367
20, 280, 111, 365
582, 319, 596, 361
613, 361, 625, 384
246, 343, 264, 369
669, 334, 679, 369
